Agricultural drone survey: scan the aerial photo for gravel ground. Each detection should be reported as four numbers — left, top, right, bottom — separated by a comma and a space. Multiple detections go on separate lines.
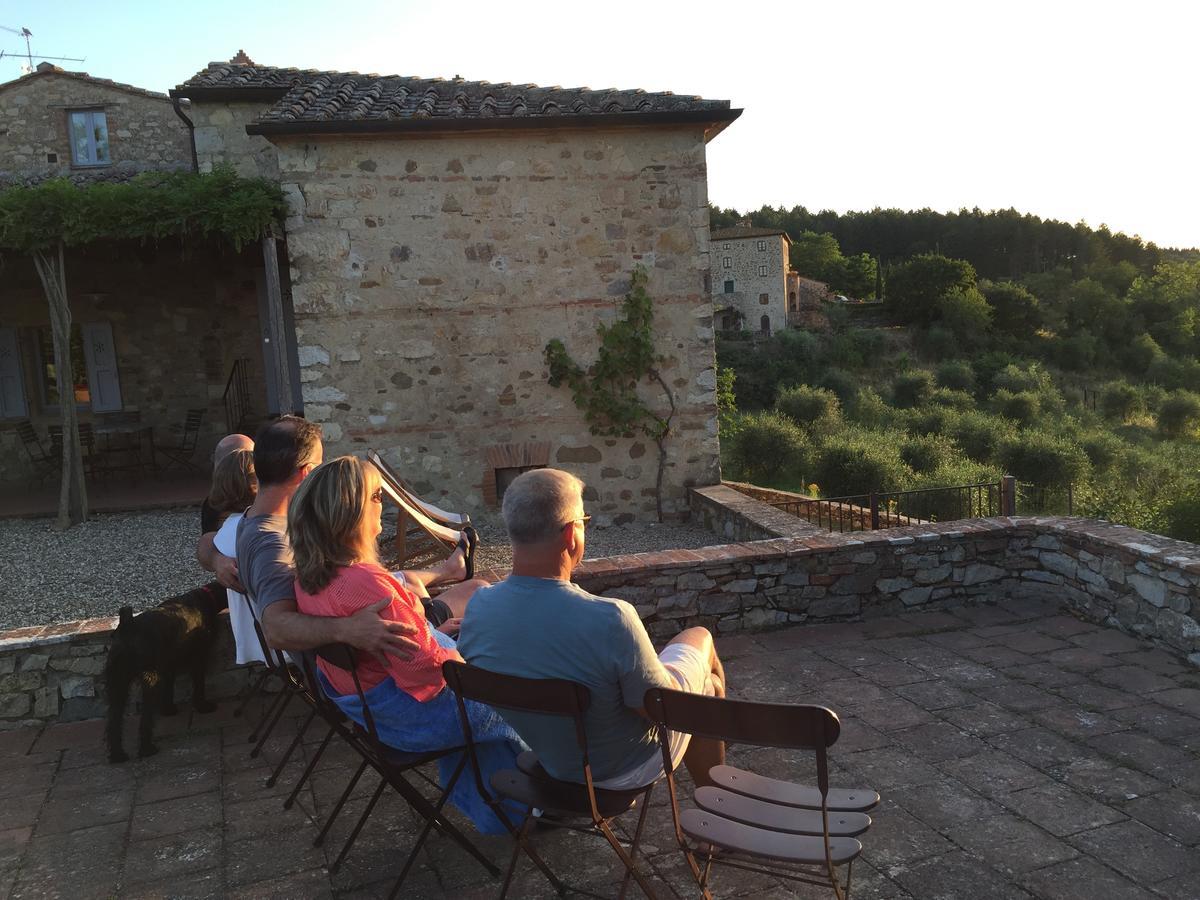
0, 508, 726, 630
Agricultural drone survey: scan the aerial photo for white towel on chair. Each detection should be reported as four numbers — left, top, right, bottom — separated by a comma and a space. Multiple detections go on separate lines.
215, 513, 267, 666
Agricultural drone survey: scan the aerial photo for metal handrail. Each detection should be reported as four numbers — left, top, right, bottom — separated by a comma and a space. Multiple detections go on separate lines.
769, 480, 1006, 533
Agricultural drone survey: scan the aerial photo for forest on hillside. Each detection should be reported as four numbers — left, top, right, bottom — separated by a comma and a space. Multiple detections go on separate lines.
712, 205, 1200, 543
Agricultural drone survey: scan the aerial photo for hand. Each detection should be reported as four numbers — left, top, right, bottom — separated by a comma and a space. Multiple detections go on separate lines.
213, 554, 245, 593
436, 617, 462, 637
339, 599, 420, 662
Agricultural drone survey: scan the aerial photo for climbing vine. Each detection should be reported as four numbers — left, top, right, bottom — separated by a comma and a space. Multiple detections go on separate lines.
545, 267, 677, 521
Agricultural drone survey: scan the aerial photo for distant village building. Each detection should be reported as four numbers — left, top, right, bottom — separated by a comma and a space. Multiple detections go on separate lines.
709, 224, 790, 335
1, 53, 742, 522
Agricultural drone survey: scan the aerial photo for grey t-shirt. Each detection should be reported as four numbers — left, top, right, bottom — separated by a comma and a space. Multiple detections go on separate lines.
457, 575, 675, 783
235, 513, 295, 618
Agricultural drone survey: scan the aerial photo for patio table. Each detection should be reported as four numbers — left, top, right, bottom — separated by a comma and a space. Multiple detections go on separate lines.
93, 424, 157, 475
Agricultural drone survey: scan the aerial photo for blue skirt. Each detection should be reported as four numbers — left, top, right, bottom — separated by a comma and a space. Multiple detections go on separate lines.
321, 635, 526, 835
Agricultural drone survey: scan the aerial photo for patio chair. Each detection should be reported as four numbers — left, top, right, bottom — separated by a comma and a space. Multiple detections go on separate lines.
642, 688, 880, 900
443, 660, 662, 899
16, 421, 54, 482
306, 645, 500, 897
47, 423, 99, 478
367, 450, 470, 567
157, 408, 206, 472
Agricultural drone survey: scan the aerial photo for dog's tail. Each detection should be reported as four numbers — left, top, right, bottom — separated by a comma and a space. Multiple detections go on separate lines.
117, 606, 134, 633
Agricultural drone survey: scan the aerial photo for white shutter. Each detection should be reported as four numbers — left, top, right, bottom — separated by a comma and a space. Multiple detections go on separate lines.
82, 322, 123, 412
0, 328, 28, 418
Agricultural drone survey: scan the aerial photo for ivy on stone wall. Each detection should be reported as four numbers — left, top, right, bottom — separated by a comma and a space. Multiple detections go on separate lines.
545, 267, 677, 521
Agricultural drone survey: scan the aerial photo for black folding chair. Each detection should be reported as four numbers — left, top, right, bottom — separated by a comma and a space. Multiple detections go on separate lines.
443, 660, 661, 899
16, 421, 54, 482
48, 423, 98, 478
307, 645, 499, 898
643, 689, 879, 900
158, 407, 205, 472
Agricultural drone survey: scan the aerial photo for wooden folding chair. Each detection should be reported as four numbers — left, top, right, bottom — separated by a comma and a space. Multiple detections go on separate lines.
443, 660, 661, 900
367, 449, 469, 567
643, 689, 879, 900
16, 421, 55, 483
305, 645, 499, 898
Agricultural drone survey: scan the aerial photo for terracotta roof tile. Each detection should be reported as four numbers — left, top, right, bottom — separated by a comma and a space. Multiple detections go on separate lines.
710, 226, 793, 242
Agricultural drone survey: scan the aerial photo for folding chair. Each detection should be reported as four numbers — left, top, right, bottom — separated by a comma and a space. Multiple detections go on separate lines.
443, 660, 661, 900
157, 407, 205, 472
643, 689, 879, 900
367, 449, 469, 567
306, 645, 500, 897
48, 423, 98, 478
16, 421, 54, 483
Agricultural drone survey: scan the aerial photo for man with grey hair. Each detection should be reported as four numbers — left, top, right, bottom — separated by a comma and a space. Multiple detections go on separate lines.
458, 468, 726, 789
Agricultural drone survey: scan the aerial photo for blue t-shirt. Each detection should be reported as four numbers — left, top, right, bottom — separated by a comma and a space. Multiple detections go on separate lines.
457, 575, 675, 783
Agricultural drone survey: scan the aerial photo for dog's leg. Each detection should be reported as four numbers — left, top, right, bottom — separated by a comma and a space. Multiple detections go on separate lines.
138, 675, 161, 759
105, 663, 130, 764
191, 653, 216, 714
159, 667, 179, 717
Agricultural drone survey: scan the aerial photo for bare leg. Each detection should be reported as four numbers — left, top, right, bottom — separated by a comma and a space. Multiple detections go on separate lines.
667, 627, 726, 789
400, 535, 469, 593
431, 578, 488, 619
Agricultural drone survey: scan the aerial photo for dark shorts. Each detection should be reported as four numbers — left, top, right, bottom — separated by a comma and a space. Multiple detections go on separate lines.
422, 597, 453, 628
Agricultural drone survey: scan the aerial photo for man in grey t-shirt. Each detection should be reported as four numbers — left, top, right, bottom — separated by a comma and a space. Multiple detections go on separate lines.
458, 469, 726, 788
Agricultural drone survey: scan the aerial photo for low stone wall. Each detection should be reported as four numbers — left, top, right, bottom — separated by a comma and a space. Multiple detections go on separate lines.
2, 508, 1198, 728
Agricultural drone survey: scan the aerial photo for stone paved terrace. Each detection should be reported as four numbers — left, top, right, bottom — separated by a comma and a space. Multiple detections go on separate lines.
2, 600, 1199, 899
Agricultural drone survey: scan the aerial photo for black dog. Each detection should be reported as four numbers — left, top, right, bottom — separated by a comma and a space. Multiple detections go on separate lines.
105, 582, 228, 763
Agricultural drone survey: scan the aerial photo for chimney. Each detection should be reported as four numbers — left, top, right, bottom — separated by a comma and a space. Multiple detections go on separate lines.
35, 62, 62, 74
230, 49, 255, 66
738, 218, 752, 228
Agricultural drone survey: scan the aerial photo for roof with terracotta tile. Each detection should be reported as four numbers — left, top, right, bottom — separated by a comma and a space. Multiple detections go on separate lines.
174, 55, 739, 137
0, 63, 173, 102
711, 226, 792, 243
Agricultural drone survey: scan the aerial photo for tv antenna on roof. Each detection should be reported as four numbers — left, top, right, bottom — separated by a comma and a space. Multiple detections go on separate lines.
1, 26, 85, 73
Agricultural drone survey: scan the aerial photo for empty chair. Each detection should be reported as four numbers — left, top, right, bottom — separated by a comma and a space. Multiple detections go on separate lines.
643, 688, 879, 900
16, 421, 54, 482
158, 408, 205, 472
367, 450, 471, 568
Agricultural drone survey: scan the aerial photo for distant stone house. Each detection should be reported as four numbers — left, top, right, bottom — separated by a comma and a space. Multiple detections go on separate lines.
0, 63, 279, 485
709, 225, 790, 335
169, 54, 741, 521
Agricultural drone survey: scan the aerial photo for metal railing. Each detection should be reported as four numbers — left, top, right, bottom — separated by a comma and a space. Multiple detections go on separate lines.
223, 357, 251, 435
770, 480, 1009, 533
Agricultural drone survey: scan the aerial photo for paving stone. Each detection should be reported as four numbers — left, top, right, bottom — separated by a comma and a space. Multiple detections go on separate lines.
121, 866, 225, 899
1087, 731, 1200, 788
937, 751, 1055, 798
937, 662, 1011, 688
1067, 629, 1147, 655
227, 867, 334, 898
123, 827, 222, 886
136, 762, 221, 804
1089, 664, 1179, 694
815, 646, 895, 668
892, 680, 975, 711
129, 791, 222, 841
999, 663, 1088, 688
1018, 855, 1159, 900
0, 727, 40, 757
28, 718, 106, 753
986, 728, 1088, 772
804, 676, 894, 711
1154, 869, 1200, 899
921, 630, 988, 651
974, 682, 1062, 713
1029, 706, 1126, 740
841, 747, 944, 790
1108, 703, 1200, 740
853, 697, 938, 733
1039, 648, 1122, 672
13, 821, 125, 899
1121, 791, 1200, 845
889, 778, 1006, 829
0, 825, 31, 869
1111, 648, 1189, 676
993, 632, 1071, 655
995, 783, 1126, 837
833, 717, 894, 753
963, 646, 1037, 668
49, 761, 136, 798
1033, 616, 1098, 639
35, 786, 133, 836
951, 606, 1023, 628
938, 702, 1032, 737
860, 805, 954, 869
853, 662, 930, 687
0, 762, 55, 799
1050, 682, 1140, 711
893, 721, 989, 762
225, 831, 329, 887
1058, 757, 1165, 805
951, 812, 1078, 875
889, 850, 1035, 899
1065, 819, 1200, 883
1146, 687, 1200, 716
3, 789, 49, 830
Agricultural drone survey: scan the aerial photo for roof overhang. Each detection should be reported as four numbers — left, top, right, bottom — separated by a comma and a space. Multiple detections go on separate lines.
169, 87, 293, 103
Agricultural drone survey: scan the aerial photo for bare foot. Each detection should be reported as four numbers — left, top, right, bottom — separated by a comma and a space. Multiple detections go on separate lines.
436, 534, 469, 584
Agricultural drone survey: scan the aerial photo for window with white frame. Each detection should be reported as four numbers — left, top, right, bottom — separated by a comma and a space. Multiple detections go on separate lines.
757, 240, 766, 251
722, 243, 730, 250
722, 257, 732, 269
68, 109, 110, 167
758, 265, 768, 277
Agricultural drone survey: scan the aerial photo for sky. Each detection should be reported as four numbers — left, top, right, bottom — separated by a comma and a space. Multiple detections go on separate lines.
6, 0, 1197, 249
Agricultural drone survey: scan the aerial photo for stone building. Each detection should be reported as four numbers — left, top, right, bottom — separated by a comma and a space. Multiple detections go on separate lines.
709, 225, 790, 335
168, 54, 741, 521
0, 64, 276, 484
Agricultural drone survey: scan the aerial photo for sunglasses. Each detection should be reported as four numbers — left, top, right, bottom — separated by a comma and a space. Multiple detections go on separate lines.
370, 487, 384, 504
562, 515, 592, 530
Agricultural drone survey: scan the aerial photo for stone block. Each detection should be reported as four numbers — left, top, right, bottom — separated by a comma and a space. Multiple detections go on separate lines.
831, 572, 878, 595
59, 676, 95, 699
0, 693, 31, 718
32, 686, 59, 718
781, 572, 809, 587
1032, 535, 1062, 550
1100, 556, 1126, 584
851, 552, 878, 565
677, 573, 715, 591
876, 577, 913, 594
900, 586, 934, 607
18, 653, 49, 672
914, 564, 953, 585
1040, 552, 1078, 580
726, 579, 759, 594
0, 657, 13, 675
0, 672, 41, 693
963, 563, 1006, 586
809, 596, 860, 618
1127, 573, 1166, 608
698, 593, 739, 615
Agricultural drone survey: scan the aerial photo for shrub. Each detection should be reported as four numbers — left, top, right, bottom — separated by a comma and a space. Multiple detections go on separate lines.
776, 385, 840, 431
981, 281, 1041, 339
892, 370, 935, 409
812, 434, 912, 497
828, 328, 886, 369
900, 434, 957, 474
992, 389, 1042, 427
935, 360, 977, 394
724, 412, 810, 484
938, 286, 993, 345
992, 362, 1053, 395
946, 410, 1009, 462
905, 406, 954, 435
1157, 391, 1200, 438
1057, 331, 1099, 371
885, 254, 978, 325
817, 368, 858, 408
1124, 332, 1165, 374
971, 351, 1021, 396
1099, 381, 1141, 422
998, 431, 1091, 490
906, 458, 1003, 522
851, 387, 896, 428
929, 388, 975, 410
1079, 431, 1123, 472
917, 325, 960, 359
1164, 485, 1200, 543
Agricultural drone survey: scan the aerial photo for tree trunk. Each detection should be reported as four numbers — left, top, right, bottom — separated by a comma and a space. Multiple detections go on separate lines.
32, 242, 88, 529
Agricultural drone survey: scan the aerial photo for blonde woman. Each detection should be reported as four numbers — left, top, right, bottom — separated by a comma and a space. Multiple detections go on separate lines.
288, 455, 524, 834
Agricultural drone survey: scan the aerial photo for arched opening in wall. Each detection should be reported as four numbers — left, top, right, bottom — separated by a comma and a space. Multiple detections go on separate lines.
482, 441, 552, 506
760, 315, 771, 336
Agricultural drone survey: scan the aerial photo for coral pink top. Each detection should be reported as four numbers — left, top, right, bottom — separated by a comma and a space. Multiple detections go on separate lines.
295, 561, 459, 702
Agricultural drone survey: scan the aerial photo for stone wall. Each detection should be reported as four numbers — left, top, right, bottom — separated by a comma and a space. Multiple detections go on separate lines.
710, 234, 788, 334
189, 99, 281, 179
3, 512, 1195, 728
271, 125, 721, 522
0, 70, 190, 185
0, 243, 269, 483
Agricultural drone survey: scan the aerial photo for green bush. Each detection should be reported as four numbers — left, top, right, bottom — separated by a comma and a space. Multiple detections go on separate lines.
917, 325, 960, 359
900, 434, 957, 474
1057, 331, 1099, 372
929, 388, 975, 410
905, 458, 1003, 522
971, 351, 1021, 396
817, 368, 858, 408
724, 412, 810, 484
828, 328, 887, 370
1164, 485, 1200, 543
851, 387, 896, 429
992, 389, 1042, 427
938, 286, 993, 345
992, 362, 1054, 395
1099, 381, 1141, 422
1124, 333, 1165, 374
935, 360, 977, 394
775, 385, 840, 431
905, 406, 954, 435
998, 431, 1091, 490
945, 410, 1009, 462
1079, 431, 1123, 472
892, 370, 935, 409
1157, 391, 1200, 438
812, 434, 912, 497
